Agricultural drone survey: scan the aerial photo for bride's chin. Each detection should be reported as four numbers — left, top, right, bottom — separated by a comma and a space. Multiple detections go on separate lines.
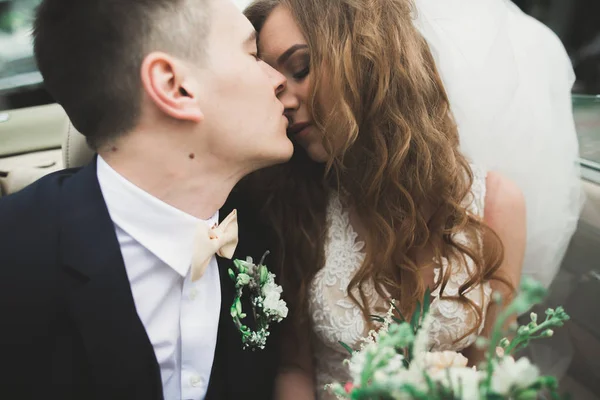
301, 142, 329, 164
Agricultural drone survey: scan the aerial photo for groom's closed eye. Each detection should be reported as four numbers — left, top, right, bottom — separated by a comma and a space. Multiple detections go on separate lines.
243, 30, 259, 59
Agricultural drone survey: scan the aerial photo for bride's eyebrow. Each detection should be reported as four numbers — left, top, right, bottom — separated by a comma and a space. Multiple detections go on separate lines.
277, 44, 309, 65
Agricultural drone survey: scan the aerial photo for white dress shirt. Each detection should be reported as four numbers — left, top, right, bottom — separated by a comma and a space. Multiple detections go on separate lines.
97, 156, 221, 400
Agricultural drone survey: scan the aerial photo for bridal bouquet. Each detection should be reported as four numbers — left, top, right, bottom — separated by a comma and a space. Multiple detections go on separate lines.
328, 277, 570, 399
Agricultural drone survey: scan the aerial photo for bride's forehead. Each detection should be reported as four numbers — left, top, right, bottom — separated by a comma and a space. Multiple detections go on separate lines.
258, 9, 306, 53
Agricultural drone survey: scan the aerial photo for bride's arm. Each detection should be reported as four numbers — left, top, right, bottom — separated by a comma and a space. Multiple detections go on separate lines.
463, 171, 526, 365
274, 320, 316, 400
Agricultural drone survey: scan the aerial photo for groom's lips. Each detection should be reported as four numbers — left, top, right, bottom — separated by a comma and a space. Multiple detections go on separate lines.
287, 122, 311, 137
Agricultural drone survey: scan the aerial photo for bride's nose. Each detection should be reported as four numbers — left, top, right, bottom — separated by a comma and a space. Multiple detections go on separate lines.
279, 87, 300, 117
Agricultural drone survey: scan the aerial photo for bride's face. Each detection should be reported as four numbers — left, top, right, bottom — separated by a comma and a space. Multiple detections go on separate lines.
258, 6, 329, 163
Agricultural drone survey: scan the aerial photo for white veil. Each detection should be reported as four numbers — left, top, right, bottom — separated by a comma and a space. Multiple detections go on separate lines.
412, 0, 583, 288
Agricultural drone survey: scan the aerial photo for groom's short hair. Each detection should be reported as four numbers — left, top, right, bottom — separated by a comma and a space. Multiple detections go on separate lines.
33, 0, 210, 150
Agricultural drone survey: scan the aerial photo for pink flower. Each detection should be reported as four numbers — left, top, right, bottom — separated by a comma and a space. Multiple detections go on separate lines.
344, 382, 355, 393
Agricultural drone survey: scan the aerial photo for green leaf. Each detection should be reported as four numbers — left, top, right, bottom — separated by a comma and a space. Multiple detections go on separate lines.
339, 341, 354, 355
423, 370, 437, 394
411, 301, 422, 333
515, 389, 538, 400
236, 298, 243, 314
391, 302, 406, 322
228, 268, 236, 281
422, 287, 431, 318
259, 265, 269, 285
371, 315, 385, 323
402, 358, 410, 369
457, 373, 463, 399
233, 259, 248, 274
394, 383, 429, 400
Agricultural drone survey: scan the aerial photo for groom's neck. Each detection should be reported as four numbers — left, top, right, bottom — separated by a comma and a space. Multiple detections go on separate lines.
99, 136, 244, 220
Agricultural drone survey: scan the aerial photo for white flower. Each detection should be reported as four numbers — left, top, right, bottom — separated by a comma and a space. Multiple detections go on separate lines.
389, 367, 429, 398
496, 346, 506, 358
357, 303, 398, 351
431, 366, 481, 399
380, 303, 397, 332
264, 293, 288, 319
423, 351, 469, 373
373, 370, 388, 385
384, 353, 406, 374
237, 257, 257, 271
261, 274, 288, 319
491, 356, 540, 395
261, 274, 282, 296
347, 348, 368, 383
236, 273, 251, 286
411, 314, 433, 368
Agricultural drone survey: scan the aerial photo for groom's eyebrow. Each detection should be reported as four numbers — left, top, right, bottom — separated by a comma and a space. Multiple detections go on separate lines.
277, 44, 309, 65
244, 30, 258, 47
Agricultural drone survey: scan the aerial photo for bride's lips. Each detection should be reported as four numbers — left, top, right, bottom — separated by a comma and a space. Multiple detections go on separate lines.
287, 122, 311, 139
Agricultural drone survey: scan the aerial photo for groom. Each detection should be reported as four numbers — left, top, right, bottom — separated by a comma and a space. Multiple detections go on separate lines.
0, 0, 293, 399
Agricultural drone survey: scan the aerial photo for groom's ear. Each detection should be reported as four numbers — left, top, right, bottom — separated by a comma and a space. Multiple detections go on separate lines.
140, 52, 204, 123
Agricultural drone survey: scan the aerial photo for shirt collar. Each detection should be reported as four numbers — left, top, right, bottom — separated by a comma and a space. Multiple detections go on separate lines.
96, 155, 219, 277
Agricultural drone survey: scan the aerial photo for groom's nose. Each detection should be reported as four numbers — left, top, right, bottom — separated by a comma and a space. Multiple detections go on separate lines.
262, 62, 287, 94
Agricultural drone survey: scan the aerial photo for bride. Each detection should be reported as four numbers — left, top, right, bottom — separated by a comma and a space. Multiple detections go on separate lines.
243, 0, 528, 398
237, 0, 582, 293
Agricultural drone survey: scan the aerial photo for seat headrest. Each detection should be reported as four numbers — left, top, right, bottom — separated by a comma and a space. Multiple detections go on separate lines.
62, 119, 95, 168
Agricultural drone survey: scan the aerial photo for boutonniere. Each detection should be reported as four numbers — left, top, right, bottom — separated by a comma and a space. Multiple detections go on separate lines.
228, 251, 288, 350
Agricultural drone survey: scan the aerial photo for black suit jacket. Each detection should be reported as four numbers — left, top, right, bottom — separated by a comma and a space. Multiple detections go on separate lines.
0, 159, 280, 399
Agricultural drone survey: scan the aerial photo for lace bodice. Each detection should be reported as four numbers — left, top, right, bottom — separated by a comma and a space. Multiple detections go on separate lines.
308, 166, 492, 399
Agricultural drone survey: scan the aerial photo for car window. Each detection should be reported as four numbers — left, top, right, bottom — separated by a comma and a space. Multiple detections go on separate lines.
0, 0, 46, 111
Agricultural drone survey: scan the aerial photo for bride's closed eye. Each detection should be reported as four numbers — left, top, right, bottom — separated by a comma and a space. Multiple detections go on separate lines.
293, 66, 309, 81
289, 53, 310, 82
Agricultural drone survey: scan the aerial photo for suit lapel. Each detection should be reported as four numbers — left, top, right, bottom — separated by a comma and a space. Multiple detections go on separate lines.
206, 201, 242, 399
58, 159, 162, 399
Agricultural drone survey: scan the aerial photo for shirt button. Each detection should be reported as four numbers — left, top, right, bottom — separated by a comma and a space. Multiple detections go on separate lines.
190, 375, 203, 387
189, 289, 198, 300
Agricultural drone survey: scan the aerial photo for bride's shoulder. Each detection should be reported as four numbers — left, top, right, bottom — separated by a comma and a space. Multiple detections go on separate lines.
483, 171, 524, 223
463, 165, 525, 243
464, 165, 523, 215
465, 163, 521, 205
479, 171, 526, 294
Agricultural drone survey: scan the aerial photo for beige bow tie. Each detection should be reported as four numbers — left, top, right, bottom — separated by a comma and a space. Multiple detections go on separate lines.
191, 209, 239, 282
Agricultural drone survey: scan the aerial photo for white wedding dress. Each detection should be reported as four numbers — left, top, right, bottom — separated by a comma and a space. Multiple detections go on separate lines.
309, 166, 492, 399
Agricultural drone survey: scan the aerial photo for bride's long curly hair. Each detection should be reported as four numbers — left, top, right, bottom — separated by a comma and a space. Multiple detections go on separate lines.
244, 0, 507, 338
